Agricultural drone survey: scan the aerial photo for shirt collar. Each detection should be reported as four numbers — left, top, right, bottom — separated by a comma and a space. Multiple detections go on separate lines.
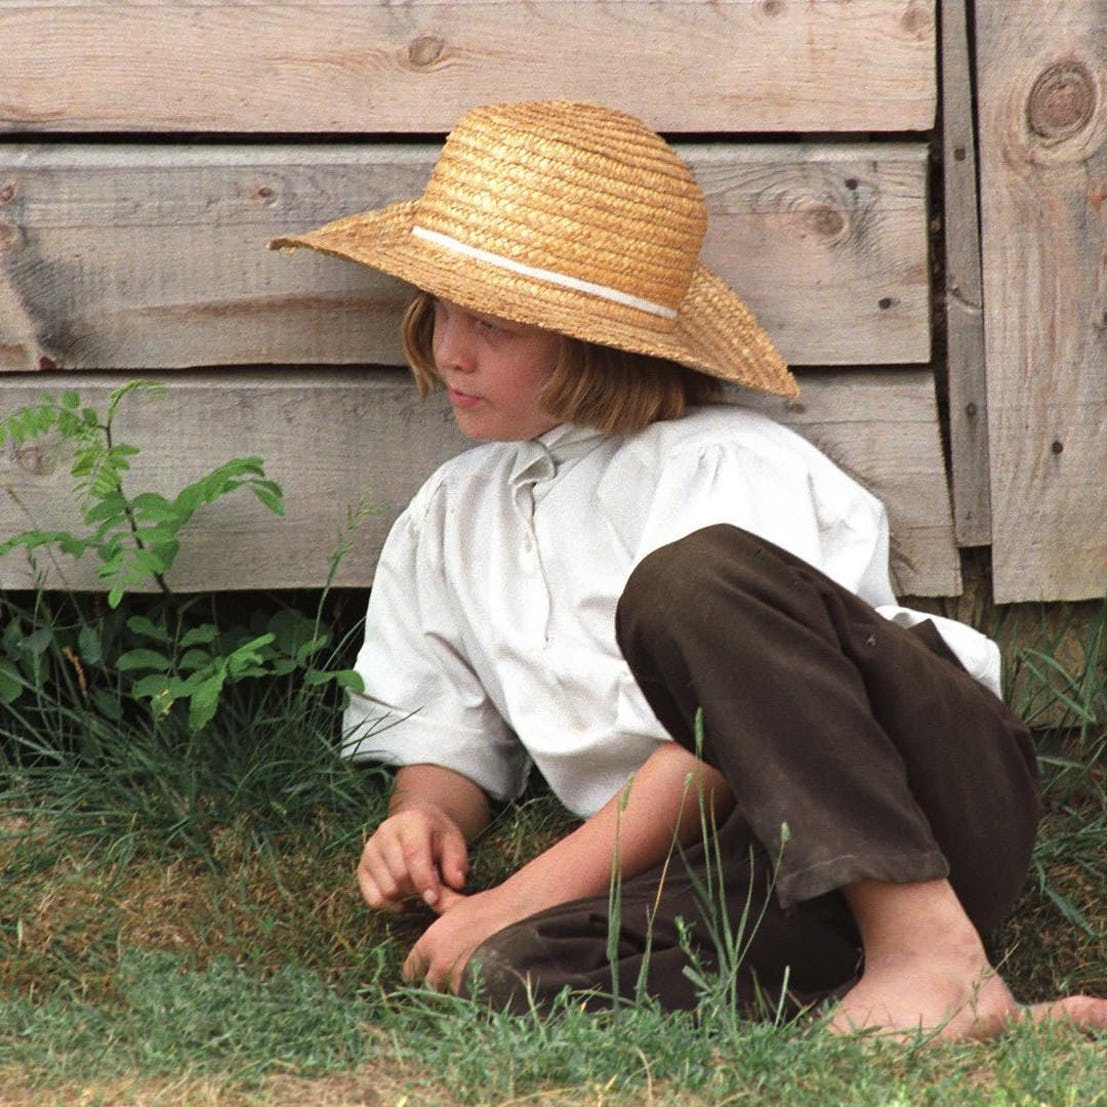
510, 423, 608, 487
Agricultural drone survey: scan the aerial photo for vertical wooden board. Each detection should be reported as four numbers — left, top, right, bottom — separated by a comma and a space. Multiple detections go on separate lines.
976, 0, 1107, 602
3, 1, 937, 135
941, 0, 991, 546
0, 369, 961, 595
0, 143, 930, 372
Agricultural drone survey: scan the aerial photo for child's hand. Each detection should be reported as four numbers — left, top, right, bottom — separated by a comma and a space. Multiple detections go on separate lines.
357, 803, 470, 913
402, 883, 527, 993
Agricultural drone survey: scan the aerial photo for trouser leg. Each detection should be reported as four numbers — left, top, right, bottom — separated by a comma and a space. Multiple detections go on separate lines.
467, 525, 1039, 1012
615, 524, 1038, 925
467, 809, 863, 1013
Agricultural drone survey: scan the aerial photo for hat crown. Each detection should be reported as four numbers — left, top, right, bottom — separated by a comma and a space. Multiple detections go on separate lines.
414, 101, 707, 317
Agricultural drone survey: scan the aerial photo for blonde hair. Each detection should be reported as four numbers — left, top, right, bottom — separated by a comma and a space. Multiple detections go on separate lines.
400, 292, 721, 435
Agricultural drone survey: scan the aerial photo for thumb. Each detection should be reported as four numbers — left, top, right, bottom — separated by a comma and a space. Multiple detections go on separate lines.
438, 829, 470, 892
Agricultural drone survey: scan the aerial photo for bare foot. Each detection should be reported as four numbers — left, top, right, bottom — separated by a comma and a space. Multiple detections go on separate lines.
828, 951, 1107, 1042
828, 879, 1107, 1042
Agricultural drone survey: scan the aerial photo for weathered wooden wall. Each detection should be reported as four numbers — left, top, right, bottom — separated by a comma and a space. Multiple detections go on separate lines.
975, 0, 1107, 602
0, 144, 930, 372
12, 0, 1098, 603
941, 0, 990, 548
3, 1, 937, 134
0, 369, 958, 597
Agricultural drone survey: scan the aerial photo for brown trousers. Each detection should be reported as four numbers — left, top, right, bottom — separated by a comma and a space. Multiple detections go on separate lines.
467, 525, 1040, 1013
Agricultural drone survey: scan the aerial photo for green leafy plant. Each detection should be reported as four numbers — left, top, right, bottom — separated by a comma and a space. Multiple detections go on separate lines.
0, 381, 363, 732
1, 381, 282, 605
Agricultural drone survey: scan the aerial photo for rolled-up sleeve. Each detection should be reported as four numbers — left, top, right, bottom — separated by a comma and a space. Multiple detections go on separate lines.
341, 480, 529, 803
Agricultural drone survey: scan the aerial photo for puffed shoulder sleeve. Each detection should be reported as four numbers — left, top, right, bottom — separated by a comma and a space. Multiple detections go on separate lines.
340, 478, 529, 803
618, 412, 898, 607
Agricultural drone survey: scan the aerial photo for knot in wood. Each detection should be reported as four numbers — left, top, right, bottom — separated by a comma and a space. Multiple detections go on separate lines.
0, 220, 25, 252
13, 442, 49, 476
808, 204, 846, 241
900, 1, 933, 38
408, 34, 445, 68
0, 184, 14, 204
1027, 62, 1096, 141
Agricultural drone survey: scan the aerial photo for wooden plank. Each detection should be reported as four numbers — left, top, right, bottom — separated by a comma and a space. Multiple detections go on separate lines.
976, 0, 1107, 602
0, 368, 961, 596
2, 1, 937, 135
941, 0, 991, 546
0, 143, 931, 372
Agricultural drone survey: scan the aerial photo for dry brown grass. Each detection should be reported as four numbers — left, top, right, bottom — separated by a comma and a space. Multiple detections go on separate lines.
0, 1068, 401, 1107
0, 1069, 718, 1107
1, 790, 577, 1002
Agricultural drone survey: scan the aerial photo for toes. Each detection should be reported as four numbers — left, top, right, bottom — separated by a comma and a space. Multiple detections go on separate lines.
1024, 995, 1107, 1031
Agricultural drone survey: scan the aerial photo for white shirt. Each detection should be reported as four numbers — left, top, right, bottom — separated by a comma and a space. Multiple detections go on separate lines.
343, 406, 1000, 818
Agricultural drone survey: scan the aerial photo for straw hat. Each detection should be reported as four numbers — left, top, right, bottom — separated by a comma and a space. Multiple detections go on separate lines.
269, 100, 797, 398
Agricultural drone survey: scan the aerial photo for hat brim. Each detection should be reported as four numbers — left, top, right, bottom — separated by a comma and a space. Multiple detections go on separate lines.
270, 202, 798, 399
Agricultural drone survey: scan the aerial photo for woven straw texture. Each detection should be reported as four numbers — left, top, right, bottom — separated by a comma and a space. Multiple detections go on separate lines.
270, 101, 796, 398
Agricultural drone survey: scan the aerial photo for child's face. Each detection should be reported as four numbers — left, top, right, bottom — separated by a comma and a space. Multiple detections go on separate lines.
431, 298, 562, 441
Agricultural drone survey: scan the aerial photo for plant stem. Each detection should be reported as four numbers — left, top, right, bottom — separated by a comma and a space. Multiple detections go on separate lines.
103, 416, 172, 596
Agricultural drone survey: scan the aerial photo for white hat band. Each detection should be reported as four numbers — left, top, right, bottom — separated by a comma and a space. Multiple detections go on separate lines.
411, 225, 679, 321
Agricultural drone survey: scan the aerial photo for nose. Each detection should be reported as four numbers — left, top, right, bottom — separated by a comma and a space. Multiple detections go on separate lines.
434, 312, 476, 374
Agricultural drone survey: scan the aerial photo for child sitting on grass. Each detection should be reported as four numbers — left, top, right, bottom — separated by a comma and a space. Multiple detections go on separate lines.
271, 99, 1107, 1039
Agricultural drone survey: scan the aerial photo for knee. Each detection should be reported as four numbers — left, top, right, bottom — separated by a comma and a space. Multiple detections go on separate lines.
617, 524, 768, 640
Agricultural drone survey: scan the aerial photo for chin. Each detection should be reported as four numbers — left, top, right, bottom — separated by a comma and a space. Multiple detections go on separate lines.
453, 415, 548, 442
460, 427, 530, 443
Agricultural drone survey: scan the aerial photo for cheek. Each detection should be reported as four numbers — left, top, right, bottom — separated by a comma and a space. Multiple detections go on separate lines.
529, 341, 561, 393
429, 331, 445, 368
524, 365, 555, 409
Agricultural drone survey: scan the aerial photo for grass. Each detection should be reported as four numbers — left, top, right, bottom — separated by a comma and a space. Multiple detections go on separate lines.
0, 590, 1105, 1105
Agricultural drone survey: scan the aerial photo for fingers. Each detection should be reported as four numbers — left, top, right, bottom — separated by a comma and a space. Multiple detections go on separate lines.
437, 827, 470, 893
358, 816, 436, 910
356, 847, 407, 914
357, 808, 469, 912
404, 828, 450, 908
431, 885, 467, 916
403, 939, 451, 992
356, 820, 409, 910
400, 884, 524, 996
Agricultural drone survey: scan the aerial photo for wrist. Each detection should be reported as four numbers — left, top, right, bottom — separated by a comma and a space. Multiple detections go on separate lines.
387, 793, 450, 821
389, 764, 491, 840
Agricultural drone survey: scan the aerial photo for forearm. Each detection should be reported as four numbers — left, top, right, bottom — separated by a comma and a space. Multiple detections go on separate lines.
401, 742, 733, 992
388, 762, 492, 841
499, 741, 732, 912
